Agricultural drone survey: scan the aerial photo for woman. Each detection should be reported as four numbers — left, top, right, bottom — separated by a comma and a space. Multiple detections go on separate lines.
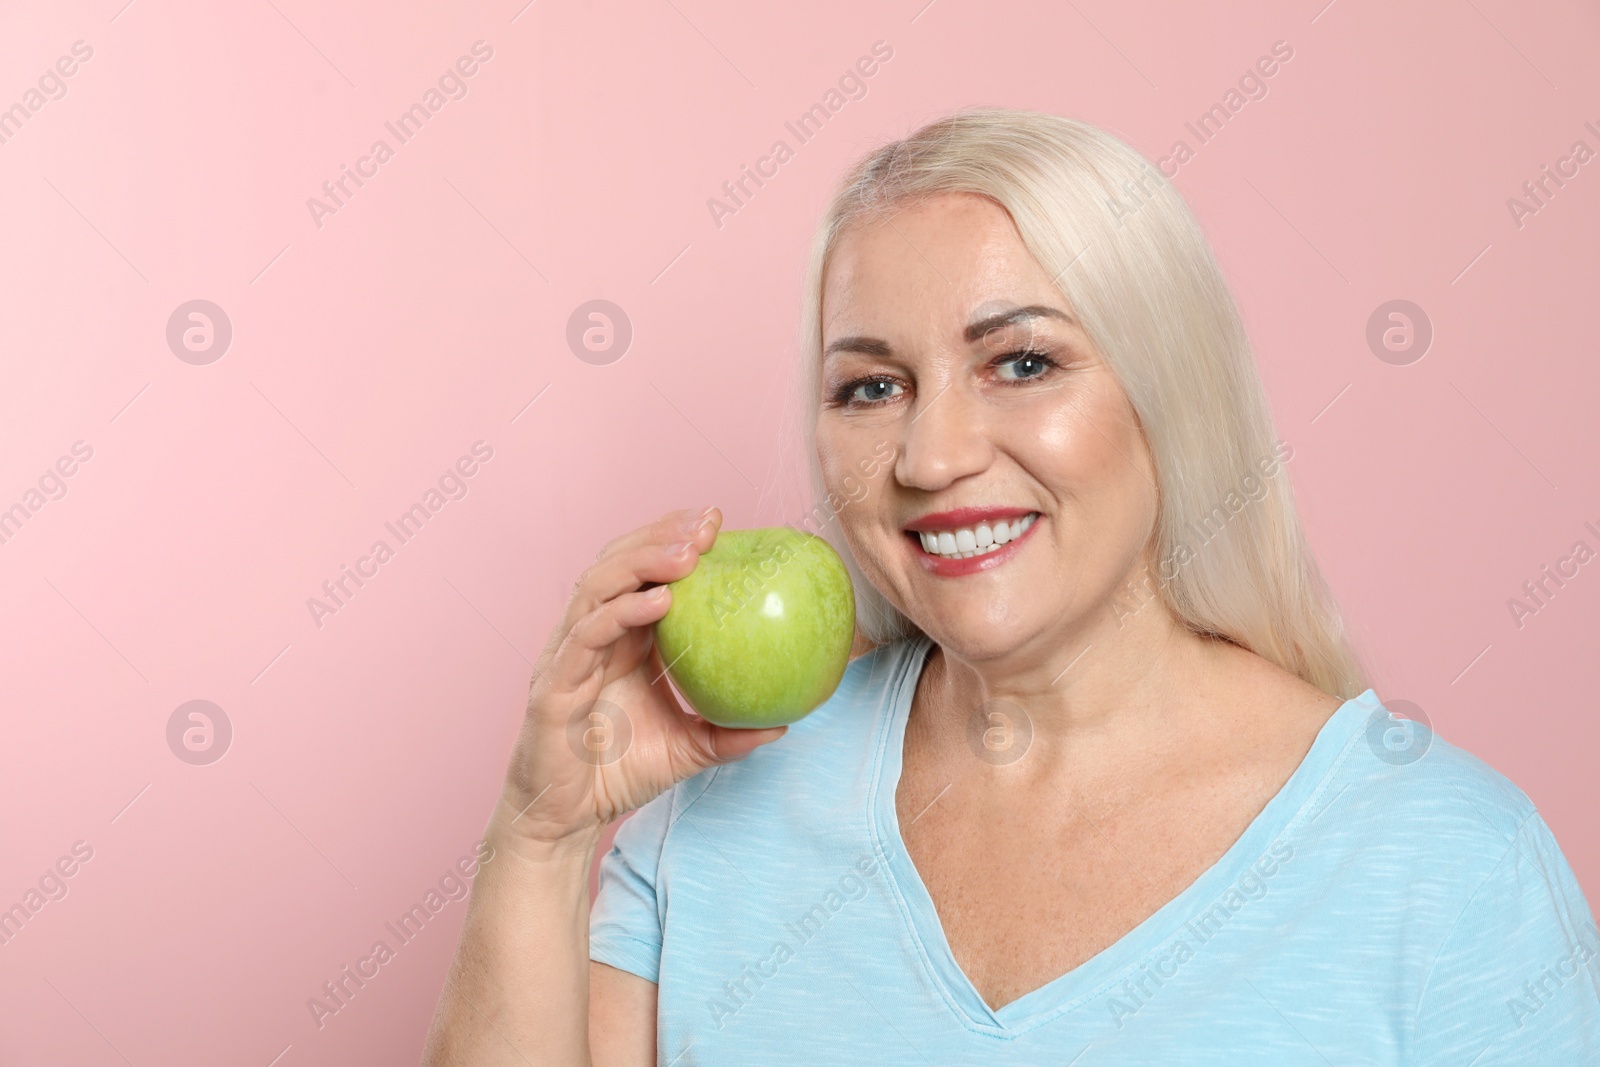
422, 109, 1600, 1065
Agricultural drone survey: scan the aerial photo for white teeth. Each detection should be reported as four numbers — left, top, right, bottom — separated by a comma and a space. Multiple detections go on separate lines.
914, 513, 1037, 559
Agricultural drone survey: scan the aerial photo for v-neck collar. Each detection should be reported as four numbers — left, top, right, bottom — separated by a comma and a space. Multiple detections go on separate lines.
865, 633, 1381, 1037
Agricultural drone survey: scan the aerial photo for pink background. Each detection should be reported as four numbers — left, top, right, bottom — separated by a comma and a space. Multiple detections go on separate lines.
2, 0, 1597, 1062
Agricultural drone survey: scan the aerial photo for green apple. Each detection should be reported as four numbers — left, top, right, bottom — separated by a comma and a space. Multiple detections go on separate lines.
653, 526, 856, 729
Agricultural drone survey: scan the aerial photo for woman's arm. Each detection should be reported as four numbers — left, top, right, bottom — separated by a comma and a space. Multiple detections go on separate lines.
419, 506, 785, 1066
421, 828, 602, 1066
420, 834, 660, 1067
420, 829, 661, 1067
590, 962, 658, 1066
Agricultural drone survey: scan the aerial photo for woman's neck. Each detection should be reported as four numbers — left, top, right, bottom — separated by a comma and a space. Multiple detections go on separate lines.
907, 608, 1251, 782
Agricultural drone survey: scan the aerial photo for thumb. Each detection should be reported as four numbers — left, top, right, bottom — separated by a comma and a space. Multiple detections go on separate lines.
707, 724, 788, 763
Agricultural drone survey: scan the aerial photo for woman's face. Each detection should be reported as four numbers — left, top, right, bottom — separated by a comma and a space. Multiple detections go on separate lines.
816, 192, 1161, 662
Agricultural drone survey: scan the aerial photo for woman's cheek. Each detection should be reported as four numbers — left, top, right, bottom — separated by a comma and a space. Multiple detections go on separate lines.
821, 423, 882, 481
1032, 387, 1129, 479
841, 495, 892, 566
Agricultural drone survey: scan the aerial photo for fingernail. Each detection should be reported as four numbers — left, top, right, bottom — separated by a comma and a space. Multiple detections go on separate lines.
665, 541, 692, 556
683, 508, 714, 533
648, 585, 669, 597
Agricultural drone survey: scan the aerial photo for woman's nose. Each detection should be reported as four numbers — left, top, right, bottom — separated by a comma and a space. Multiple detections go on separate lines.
893, 379, 994, 492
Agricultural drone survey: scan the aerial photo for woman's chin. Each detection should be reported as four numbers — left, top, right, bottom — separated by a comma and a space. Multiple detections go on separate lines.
918, 618, 1037, 664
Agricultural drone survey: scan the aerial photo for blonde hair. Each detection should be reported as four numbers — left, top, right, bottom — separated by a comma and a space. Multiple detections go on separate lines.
786, 106, 1368, 699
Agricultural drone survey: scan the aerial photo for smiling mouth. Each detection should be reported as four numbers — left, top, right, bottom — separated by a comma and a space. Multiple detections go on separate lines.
908, 512, 1040, 560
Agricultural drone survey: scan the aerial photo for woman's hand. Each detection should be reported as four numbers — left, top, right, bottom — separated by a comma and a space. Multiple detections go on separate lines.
492, 506, 787, 852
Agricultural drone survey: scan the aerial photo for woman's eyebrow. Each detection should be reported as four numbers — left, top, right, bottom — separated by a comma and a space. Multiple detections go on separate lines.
823, 305, 1075, 361
823, 335, 894, 360
963, 305, 1075, 343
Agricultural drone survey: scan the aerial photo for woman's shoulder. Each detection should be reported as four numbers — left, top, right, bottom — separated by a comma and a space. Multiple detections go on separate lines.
1220, 648, 1546, 869
1312, 694, 1564, 882
1359, 709, 1536, 826
1381, 720, 1600, 1055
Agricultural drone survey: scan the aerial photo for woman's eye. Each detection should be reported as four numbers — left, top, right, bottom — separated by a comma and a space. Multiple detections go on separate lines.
849, 379, 902, 404
995, 352, 1054, 381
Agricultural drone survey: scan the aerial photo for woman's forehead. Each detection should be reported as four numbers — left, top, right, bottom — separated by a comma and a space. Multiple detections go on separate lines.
823, 209, 1058, 325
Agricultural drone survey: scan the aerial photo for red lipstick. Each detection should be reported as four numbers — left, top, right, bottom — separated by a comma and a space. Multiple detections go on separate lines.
903, 509, 1043, 577
903, 505, 1036, 532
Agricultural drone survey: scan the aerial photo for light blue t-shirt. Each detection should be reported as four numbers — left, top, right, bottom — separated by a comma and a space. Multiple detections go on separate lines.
590, 634, 1600, 1064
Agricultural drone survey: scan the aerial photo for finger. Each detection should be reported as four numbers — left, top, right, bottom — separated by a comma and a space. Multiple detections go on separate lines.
594, 607, 663, 691
562, 508, 721, 627
704, 724, 788, 763
539, 508, 713, 667
592, 507, 716, 570
542, 586, 674, 695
